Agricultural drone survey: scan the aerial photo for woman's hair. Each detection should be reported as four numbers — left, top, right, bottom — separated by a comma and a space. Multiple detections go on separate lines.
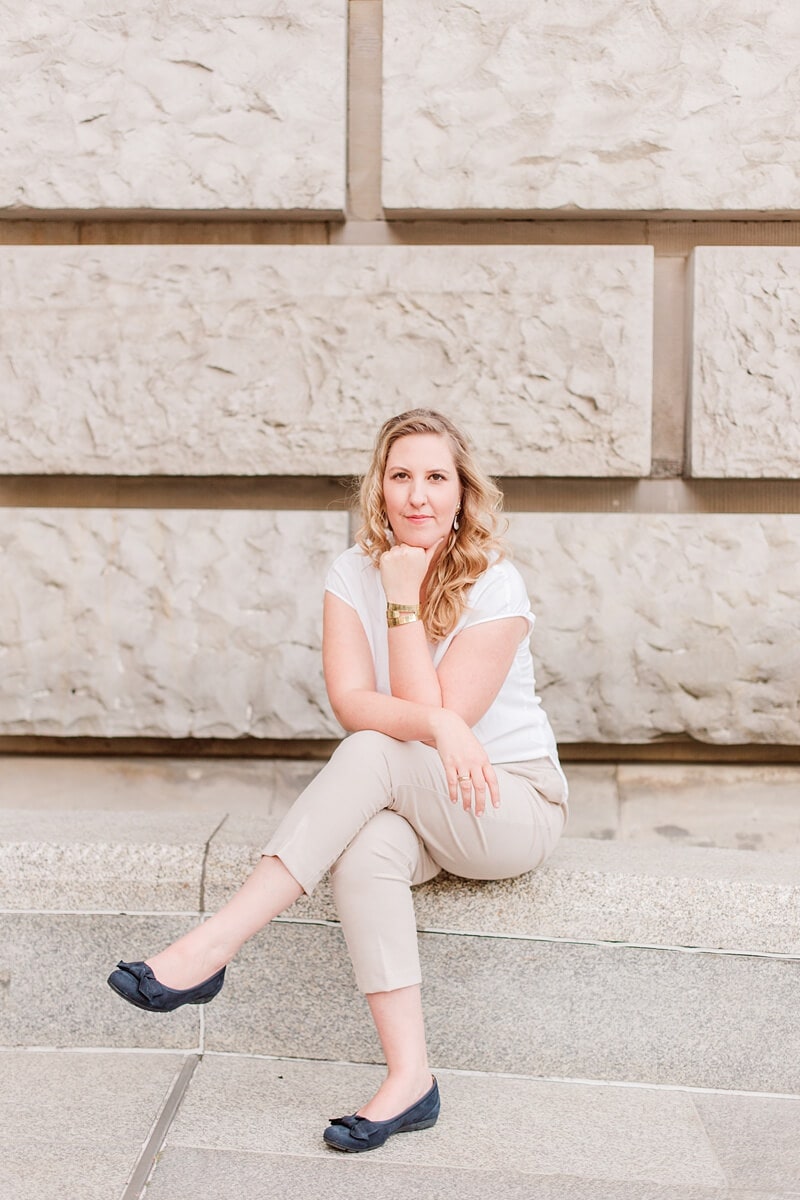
355, 409, 506, 641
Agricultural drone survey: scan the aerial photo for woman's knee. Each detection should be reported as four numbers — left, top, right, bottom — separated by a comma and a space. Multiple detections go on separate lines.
330, 729, 398, 769
329, 810, 420, 890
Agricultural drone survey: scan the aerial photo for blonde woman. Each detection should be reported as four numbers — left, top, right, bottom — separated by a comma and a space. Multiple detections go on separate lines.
109, 409, 568, 1152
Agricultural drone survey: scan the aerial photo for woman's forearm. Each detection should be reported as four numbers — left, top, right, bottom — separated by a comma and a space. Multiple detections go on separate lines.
387, 620, 443, 707
331, 689, 445, 745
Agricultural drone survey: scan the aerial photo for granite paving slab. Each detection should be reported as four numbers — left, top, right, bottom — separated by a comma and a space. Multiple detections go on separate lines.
0, 754, 321, 816
0, 808, 220, 910
160, 1056, 727, 1189
145, 1147, 781, 1200
0, 1049, 186, 1200
205, 821, 800, 955
0, 914, 201, 1049
202, 924, 800, 1092
617, 765, 800, 853
692, 1092, 800, 1193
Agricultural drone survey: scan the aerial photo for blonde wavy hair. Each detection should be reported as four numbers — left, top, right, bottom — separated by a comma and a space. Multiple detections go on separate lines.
355, 409, 506, 642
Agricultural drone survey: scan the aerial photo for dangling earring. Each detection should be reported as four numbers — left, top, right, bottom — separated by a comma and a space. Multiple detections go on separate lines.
453, 505, 461, 532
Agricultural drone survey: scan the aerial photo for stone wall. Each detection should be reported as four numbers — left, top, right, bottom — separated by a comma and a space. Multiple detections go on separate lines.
1, 0, 799, 752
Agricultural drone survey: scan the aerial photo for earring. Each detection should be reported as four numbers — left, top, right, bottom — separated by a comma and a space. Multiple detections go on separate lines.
453, 506, 461, 532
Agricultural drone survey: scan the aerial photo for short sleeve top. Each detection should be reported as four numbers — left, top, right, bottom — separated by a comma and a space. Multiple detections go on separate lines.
324, 544, 565, 784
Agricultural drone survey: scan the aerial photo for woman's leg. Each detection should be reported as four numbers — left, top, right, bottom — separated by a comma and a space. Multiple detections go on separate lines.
139, 729, 433, 990
361, 985, 433, 1121
146, 854, 303, 990
321, 742, 566, 1117
328, 809, 439, 1118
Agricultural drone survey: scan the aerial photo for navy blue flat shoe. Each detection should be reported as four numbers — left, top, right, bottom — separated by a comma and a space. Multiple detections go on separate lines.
107, 960, 226, 1012
323, 1077, 440, 1152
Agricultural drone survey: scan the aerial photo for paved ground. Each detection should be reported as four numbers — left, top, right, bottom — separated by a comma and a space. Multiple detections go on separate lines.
4, 757, 799, 1199
3, 1049, 800, 1200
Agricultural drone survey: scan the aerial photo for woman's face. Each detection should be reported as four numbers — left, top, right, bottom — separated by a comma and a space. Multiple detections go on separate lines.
382, 433, 462, 549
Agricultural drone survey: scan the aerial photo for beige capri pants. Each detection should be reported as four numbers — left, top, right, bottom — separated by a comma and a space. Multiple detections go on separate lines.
263, 730, 567, 995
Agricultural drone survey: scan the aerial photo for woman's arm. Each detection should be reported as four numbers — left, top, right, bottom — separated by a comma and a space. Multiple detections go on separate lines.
323, 592, 527, 812
323, 592, 440, 742
377, 541, 527, 714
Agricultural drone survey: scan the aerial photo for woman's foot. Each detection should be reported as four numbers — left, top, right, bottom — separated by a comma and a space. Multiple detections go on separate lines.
356, 1070, 435, 1122
107, 960, 226, 1012
324, 1076, 440, 1152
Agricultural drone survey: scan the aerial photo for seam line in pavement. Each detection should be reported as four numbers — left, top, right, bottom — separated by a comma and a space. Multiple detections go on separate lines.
120, 1053, 200, 1200
199, 813, 230, 913
272, 916, 800, 961
201, 1050, 800, 1101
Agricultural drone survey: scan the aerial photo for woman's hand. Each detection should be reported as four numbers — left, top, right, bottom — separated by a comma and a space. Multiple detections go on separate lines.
429, 708, 500, 816
379, 539, 444, 604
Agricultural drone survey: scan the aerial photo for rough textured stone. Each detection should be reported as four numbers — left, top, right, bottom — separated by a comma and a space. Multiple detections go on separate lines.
689, 248, 800, 477
0, 509, 345, 738
383, 1, 800, 214
0, 245, 653, 477
0, 1, 346, 214
508, 514, 800, 745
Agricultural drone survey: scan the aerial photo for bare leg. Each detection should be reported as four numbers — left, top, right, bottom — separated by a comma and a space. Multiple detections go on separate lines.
145, 855, 303, 990
356, 985, 433, 1121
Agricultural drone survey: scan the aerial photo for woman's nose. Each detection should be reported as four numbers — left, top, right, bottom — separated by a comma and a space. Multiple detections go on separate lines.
409, 480, 427, 505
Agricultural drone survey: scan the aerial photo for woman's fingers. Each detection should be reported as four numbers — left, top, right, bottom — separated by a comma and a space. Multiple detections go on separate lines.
486, 764, 500, 809
450, 765, 499, 816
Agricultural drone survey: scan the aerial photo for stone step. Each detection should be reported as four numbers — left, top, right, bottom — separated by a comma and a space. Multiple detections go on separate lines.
3, 804, 799, 955
2, 765, 799, 1093
5, 1050, 800, 1200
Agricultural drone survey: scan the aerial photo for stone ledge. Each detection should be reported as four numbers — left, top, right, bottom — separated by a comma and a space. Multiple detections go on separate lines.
4, 808, 797, 955
207, 816, 800, 956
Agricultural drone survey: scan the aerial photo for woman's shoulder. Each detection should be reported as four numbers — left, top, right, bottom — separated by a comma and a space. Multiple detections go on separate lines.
328, 543, 372, 574
465, 554, 531, 615
471, 553, 526, 592
325, 543, 379, 598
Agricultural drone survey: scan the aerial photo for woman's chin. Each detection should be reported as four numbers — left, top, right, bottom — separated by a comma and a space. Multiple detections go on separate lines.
401, 530, 440, 549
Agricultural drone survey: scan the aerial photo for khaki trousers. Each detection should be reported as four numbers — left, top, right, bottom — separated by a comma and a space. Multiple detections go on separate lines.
263, 730, 567, 994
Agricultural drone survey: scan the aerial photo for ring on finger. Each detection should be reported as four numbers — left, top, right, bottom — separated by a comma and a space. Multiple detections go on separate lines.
457, 774, 470, 783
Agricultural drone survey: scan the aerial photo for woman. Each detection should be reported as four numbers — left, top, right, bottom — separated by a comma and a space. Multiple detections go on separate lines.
108, 408, 568, 1153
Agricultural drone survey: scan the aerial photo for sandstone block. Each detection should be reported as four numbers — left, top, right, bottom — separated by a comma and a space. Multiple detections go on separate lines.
0, 244, 653, 476
0, 1, 346, 214
0, 509, 346, 738
689, 248, 800, 477
509, 514, 800, 745
383, 1, 800, 214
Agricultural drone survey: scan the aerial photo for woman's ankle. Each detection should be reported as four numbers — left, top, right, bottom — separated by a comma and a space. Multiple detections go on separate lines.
356, 1069, 433, 1121
145, 929, 230, 990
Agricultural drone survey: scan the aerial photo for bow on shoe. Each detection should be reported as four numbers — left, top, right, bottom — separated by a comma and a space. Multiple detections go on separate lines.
115, 961, 165, 1003
327, 1114, 379, 1142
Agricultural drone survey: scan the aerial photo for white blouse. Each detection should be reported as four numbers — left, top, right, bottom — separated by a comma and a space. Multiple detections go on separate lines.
325, 545, 566, 791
